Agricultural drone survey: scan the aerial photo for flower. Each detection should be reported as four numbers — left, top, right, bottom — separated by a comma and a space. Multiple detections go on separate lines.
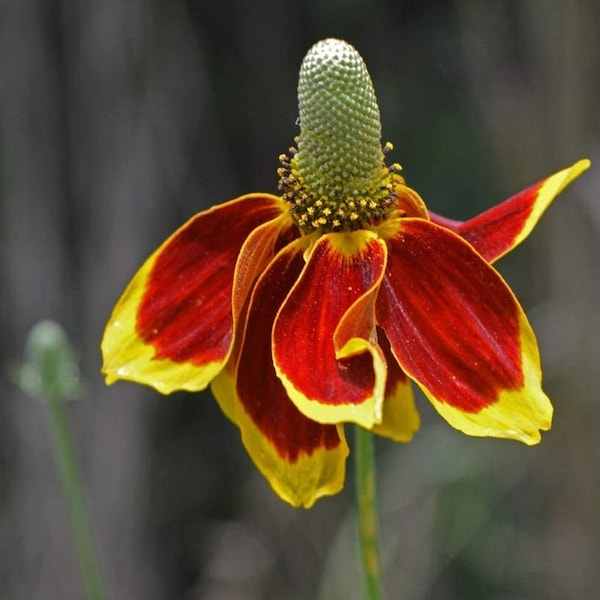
101, 39, 590, 508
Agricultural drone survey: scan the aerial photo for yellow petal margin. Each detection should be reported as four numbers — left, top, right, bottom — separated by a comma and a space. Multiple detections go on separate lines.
423, 312, 552, 445
211, 367, 349, 508
101, 250, 226, 394
370, 378, 420, 442
502, 159, 590, 259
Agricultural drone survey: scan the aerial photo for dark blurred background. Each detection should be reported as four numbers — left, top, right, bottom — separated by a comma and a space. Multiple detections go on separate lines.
1, 1, 599, 599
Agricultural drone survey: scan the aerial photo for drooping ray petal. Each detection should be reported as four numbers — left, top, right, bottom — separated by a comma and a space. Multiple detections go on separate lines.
217, 239, 348, 508
370, 328, 420, 442
232, 216, 299, 320
273, 231, 388, 428
229, 215, 300, 354
430, 159, 590, 263
196, 216, 298, 424
101, 194, 286, 394
377, 219, 552, 445
212, 368, 348, 509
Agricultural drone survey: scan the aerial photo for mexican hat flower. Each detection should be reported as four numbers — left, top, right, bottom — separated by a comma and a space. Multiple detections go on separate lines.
102, 39, 589, 508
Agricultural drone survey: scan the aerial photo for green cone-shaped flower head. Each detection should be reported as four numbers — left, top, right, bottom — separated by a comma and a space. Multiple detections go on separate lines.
279, 38, 398, 233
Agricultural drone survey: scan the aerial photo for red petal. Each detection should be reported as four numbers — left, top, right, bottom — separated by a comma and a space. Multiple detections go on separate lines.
102, 194, 287, 393
273, 232, 388, 428
377, 219, 552, 444
218, 240, 348, 507
430, 160, 590, 262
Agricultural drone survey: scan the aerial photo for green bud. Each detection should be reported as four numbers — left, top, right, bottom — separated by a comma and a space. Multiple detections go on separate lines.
17, 320, 82, 401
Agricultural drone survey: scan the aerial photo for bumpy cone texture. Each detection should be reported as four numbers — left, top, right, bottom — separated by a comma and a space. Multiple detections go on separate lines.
294, 39, 383, 199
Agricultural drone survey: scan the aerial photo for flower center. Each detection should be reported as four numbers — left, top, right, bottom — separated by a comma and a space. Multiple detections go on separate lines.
278, 39, 401, 233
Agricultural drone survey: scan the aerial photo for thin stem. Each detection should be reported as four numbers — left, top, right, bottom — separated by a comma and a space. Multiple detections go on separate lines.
355, 425, 384, 600
46, 393, 108, 600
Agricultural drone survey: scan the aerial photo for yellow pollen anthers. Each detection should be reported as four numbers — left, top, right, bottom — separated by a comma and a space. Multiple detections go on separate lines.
278, 39, 401, 233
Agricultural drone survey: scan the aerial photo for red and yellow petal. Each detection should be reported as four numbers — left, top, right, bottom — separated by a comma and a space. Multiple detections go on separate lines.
377, 219, 552, 445
430, 159, 590, 263
101, 193, 286, 394
273, 231, 388, 429
212, 239, 348, 508
212, 215, 298, 421
370, 328, 420, 442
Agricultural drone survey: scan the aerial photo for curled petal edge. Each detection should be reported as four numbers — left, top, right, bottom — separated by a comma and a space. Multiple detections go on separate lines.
273, 232, 388, 429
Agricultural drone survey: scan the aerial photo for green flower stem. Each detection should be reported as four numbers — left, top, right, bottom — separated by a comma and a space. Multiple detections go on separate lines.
18, 321, 107, 600
46, 391, 108, 600
355, 425, 384, 600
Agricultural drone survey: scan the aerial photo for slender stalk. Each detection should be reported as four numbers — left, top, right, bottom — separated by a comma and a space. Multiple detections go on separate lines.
355, 425, 384, 600
46, 392, 108, 600
18, 321, 107, 599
